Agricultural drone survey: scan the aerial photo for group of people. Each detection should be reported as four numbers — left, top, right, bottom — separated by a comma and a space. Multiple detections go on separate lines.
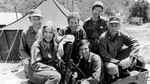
19, 1, 141, 84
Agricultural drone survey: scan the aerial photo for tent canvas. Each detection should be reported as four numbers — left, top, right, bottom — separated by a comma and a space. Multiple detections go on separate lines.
0, 0, 71, 61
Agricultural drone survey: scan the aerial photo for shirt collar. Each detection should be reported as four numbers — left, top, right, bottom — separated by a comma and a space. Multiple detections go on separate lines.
106, 31, 121, 40
91, 16, 101, 22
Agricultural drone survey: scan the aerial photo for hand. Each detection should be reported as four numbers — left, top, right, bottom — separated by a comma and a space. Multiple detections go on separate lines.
72, 72, 78, 79
81, 79, 90, 84
107, 63, 119, 75
23, 58, 30, 64
110, 58, 120, 64
118, 57, 132, 69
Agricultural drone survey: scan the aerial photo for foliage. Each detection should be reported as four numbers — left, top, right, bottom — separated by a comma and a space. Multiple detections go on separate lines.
129, 0, 149, 23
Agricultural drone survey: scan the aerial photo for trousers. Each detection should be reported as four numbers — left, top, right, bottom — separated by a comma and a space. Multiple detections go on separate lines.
28, 62, 61, 84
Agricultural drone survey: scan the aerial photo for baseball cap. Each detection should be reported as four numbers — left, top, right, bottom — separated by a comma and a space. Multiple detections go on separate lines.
92, 1, 104, 10
108, 16, 121, 24
28, 9, 43, 18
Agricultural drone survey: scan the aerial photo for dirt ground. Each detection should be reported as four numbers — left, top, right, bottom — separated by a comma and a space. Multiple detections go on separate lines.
0, 23, 150, 84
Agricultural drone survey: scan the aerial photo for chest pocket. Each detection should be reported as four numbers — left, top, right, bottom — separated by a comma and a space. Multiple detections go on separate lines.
27, 40, 35, 49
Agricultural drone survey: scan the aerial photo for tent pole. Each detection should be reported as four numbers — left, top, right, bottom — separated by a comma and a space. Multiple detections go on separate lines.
5, 30, 19, 63
0, 30, 4, 60
14, 6, 18, 20
0, 30, 4, 37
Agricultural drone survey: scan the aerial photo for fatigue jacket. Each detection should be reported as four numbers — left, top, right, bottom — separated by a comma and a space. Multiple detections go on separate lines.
83, 16, 108, 46
58, 26, 87, 63
19, 26, 37, 59
30, 41, 57, 65
99, 30, 140, 62
77, 52, 103, 84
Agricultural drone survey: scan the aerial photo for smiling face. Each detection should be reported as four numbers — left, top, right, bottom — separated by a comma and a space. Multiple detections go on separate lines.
30, 16, 43, 30
79, 43, 90, 60
43, 27, 54, 42
108, 23, 120, 36
92, 6, 103, 18
68, 18, 79, 32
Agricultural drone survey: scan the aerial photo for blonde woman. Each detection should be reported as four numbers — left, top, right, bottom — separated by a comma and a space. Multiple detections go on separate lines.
28, 21, 61, 84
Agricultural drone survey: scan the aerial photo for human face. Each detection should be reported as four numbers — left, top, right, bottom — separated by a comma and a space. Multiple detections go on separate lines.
30, 16, 43, 29
68, 18, 79, 32
79, 44, 90, 60
108, 23, 120, 36
43, 27, 53, 42
92, 6, 103, 18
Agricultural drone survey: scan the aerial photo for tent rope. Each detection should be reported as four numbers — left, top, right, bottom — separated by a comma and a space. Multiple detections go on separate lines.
53, 0, 68, 17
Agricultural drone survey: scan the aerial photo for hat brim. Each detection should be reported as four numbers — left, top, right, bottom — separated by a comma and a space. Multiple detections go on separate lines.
29, 14, 43, 17
109, 21, 120, 24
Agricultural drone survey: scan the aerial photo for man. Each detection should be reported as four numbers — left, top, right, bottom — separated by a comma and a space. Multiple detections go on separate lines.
19, 9, 43, 76
99, 16, 140, 83
83, 1, 108, 55
58, 12, 87, 64
72, 39, 104, 84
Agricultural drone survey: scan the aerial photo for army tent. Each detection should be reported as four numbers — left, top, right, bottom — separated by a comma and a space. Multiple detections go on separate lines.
0, 0, 72, 62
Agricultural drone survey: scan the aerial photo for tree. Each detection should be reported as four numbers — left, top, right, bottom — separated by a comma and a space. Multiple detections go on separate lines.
129, 0, 149, 23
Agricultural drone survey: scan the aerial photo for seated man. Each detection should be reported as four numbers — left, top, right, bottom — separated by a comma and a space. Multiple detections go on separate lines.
99, 16, 140, 83
72, 39, 104, 84
58, 12, 87, 64
19, 9, 43, 77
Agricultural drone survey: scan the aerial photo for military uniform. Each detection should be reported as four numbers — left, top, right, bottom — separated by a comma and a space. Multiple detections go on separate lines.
76, 52, 105, 84
59, 26, 87, 64
28, 41, 61, 84
99, 26, 140, 83
83, 17, 107, 55
19, 26, 37, 74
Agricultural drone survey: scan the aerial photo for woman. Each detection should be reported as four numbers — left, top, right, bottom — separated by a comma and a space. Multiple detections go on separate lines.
28, 21, 61, 84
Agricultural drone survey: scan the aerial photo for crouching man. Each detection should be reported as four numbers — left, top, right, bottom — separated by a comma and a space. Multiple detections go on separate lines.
99, 16, 140, 83
72, 39, 105, 84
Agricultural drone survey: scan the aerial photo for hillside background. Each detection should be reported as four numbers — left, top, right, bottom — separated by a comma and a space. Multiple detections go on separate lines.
0, 0, 136, 21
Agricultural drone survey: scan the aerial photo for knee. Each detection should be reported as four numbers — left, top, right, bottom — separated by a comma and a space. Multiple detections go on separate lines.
106, 63, 118, 75
81, 80, 90, 84
53, 72, 61, 82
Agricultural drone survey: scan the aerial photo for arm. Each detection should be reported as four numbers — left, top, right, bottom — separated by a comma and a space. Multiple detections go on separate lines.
19, 32, 30, 60
99, 36, 119, 63
82, 28, 87, 39
122, 31, 140, 58
118, 32, 140, 68
30, 42, 42, 65
58, 35, 75, 57
86, 56, 102, 83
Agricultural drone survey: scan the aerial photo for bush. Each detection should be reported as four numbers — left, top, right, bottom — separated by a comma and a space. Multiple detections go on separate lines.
104, 8, 116, 17
129, 0, 149, 23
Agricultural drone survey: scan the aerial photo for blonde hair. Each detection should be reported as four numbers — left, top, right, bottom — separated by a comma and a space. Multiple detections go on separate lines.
36, 20, 58, 49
